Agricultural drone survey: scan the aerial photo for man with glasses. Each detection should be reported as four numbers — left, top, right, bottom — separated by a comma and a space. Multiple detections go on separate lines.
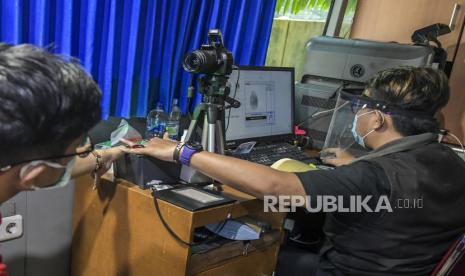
0, 43, 124, 274
0, 43, 124, 200
124, 67, 465, 275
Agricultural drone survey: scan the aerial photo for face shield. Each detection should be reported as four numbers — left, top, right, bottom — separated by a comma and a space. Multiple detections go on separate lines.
321, 88, 435, 159
321, 89, 369, 159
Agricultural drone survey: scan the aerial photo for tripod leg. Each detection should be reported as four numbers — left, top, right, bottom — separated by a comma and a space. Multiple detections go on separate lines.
202, 115, 208, 150
206, 105, 219, 153
180, 104, 212, 184
207, 124, 216, 152
185, 118, 198, 142
185, 103, 205, 142
216, 120, 225, 155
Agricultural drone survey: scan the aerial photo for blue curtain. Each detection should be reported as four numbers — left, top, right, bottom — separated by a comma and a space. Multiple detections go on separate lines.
0, 0, 277, 118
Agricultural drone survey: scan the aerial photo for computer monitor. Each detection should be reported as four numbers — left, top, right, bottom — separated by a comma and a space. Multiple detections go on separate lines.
225, 66, 295, 147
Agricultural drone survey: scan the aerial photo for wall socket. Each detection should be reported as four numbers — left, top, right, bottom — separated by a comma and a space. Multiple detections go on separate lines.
0, 214, 23, 242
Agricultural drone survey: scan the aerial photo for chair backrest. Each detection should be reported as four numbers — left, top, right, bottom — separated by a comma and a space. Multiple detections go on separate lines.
431, 234, 465, 276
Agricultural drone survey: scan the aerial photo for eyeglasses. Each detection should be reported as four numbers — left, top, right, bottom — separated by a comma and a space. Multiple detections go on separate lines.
0, 135, 94, 172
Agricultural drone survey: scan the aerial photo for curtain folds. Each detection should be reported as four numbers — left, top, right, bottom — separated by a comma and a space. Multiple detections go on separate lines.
0, 0, 276, 118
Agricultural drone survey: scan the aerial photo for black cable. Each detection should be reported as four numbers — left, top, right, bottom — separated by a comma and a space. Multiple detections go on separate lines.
225, 66, 240, 132
152, 189, 232, 247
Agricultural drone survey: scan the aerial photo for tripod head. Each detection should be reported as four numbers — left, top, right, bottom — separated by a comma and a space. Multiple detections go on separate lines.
198, 74, 240, 110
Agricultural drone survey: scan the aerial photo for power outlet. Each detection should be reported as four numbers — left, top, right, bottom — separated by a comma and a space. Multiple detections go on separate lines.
0, 214, 23, 242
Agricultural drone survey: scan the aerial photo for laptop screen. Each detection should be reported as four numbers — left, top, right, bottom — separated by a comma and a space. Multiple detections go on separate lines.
225, 66, 295, 145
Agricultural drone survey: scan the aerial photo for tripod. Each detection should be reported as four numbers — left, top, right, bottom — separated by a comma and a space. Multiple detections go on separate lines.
180, 74, 240, 184
184, 99, 226, 154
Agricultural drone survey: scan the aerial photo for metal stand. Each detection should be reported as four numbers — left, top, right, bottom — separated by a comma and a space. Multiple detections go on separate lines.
180, 75, 237, 184
180, 101, 226, 184
185, 101, 226, 155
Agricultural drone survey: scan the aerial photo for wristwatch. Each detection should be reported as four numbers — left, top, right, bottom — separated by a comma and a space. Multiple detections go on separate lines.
178, 141, 203, 166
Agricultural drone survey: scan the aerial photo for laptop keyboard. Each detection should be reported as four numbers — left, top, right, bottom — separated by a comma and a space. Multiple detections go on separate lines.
228, 142, 317, 166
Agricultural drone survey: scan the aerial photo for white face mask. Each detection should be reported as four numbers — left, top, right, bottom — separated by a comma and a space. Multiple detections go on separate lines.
351, 110, 376, 148
19, 157, 76, 190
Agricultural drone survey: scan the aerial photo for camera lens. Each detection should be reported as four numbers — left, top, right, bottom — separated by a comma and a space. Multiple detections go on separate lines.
183, 50, 219, 74
183, 51, 206, 72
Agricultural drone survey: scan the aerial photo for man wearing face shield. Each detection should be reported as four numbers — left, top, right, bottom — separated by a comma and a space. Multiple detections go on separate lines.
124, 67, 465, 275
0, 44, 125, 275
320, 75, 455, 167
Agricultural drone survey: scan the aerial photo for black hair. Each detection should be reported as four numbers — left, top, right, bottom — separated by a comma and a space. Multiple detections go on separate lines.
366, 67, 449, 136
0, 43, 101, 168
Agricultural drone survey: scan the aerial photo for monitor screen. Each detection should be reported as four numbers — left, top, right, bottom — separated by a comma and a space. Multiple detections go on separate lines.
225, 66, 294, 142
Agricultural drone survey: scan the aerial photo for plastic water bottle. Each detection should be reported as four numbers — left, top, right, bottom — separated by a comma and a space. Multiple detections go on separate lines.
146, 102, 168, 138
166, 98, 182, 140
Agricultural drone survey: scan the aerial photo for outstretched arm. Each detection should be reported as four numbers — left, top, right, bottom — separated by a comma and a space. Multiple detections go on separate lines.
122, 136, 306, 199
72, 146, 125, 178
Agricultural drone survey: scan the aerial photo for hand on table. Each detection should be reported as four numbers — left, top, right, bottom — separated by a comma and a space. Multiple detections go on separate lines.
320, 147, 355, 167
121, 133, 178, 162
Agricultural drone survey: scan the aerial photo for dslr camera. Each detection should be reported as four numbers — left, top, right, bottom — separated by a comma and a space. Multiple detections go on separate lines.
183, 29, 233, 75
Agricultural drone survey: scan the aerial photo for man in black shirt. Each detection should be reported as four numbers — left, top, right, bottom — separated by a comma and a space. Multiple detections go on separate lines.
124, 67, 465, 275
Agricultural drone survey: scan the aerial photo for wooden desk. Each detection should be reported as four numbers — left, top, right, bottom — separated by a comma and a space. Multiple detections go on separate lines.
71, 176, 285, 276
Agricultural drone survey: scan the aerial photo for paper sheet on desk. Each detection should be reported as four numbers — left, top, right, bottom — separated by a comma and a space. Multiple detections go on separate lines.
206, 219, 260, 240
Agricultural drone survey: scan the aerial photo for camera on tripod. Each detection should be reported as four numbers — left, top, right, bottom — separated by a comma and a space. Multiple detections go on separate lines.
183, 29, 233, 76
182, 29, 239, 105
180, 29, 240, 184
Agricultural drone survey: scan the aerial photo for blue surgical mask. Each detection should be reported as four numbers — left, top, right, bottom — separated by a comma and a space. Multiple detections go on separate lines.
351, 110, 375, 148
19, 157, 76, 190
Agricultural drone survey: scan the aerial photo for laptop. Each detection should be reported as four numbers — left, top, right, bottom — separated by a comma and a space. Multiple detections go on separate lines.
224, 66, 316, 166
